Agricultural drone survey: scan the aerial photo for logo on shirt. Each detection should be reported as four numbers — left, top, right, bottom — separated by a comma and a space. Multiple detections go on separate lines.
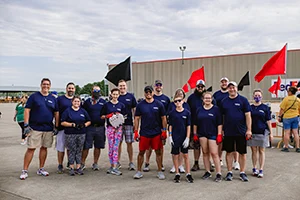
208, 113, 214, 116
161, 100, 166, 103
234, 103, 240, 106
153, 107, 159, 110
99, 102, 104, 105
126, 99, 131, 101
182, 116, 187, 119
259, 110, 265, 113
117, 108, 121, 111
48, 100, 53, 104
80, 114, 85, 117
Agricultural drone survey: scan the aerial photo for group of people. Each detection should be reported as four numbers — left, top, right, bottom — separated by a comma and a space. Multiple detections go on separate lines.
17, 77, 300, 184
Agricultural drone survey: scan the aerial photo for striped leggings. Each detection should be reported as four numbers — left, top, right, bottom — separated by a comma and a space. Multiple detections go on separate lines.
107, 126, 122, 165
65, 134, 86, 165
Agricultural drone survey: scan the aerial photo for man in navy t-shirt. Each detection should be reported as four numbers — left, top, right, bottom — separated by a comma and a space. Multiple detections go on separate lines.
117, 80, 137, 170
144, 80, 170, 172
133, 86, 167, 180
56, 82, 76, 173
219, 81, 252, 182
20, 78, 59, 180
81, 85, 107, 171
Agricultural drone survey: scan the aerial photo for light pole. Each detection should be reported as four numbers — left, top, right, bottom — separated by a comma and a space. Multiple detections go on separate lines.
179, 46, 186, 65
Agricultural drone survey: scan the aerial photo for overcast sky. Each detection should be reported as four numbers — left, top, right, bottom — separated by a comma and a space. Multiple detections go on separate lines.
1, 0, 300, 88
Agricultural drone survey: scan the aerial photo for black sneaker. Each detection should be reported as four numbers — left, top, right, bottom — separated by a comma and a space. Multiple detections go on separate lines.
186, 174, 194, 183
69, 168, 75, 176
143, 163, 150, 172
57, 164, 63, 174
214, 173, 222, 182
281, 148, 289, 152
202, 171, 212, 180
225, 172, 233, 181
296, 148, 300, 153
240, 173, 249, 182
174, 174, 180, 183
191, 164, 200, 171
75, 168, 84, 175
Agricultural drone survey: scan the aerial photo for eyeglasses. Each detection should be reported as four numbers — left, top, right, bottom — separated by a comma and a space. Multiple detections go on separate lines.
93, 89, 101, 92
204, 97, 212, 99
155, 83, 162, 87
197, 85, 204, 88
145, 90, 152, 94
174, 99, 182, 103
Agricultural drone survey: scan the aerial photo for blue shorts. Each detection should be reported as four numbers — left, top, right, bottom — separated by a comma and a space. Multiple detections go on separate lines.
283, 117, 299, 130
84, 126, 106, 149
199, 134, 217, 140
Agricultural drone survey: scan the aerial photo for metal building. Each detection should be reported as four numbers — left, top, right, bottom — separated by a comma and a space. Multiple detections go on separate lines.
108, 49, 300, 101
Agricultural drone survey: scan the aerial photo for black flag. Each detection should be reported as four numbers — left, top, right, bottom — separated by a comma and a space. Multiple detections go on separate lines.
105, 56, 131, 86
297, 81, 300, 88
207, 86, 212, 92
238, 71, 250, 91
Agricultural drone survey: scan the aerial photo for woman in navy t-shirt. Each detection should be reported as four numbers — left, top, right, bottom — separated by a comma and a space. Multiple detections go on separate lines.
101, 88, 125, 176
61, 96, 91, 176
247, 89, 272, 178
194, 92, 223, 182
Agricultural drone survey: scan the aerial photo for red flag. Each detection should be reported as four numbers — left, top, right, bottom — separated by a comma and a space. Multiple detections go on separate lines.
182, 83, 189, 93
268, 76, 281, 97
187, 66, 205, 89
254, 44, 287, 82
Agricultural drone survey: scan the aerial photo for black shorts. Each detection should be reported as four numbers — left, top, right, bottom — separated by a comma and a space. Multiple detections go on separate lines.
222, 136, 247, 154
171, 146, 188, 155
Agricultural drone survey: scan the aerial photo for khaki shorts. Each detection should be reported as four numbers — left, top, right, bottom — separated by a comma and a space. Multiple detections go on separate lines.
27, 130, 53, 149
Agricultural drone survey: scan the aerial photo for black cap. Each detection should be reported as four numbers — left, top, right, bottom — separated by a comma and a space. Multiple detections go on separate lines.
144, 86, 153, 93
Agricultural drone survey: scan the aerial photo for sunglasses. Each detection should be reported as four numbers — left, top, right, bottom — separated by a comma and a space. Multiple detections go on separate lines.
93, 89, 101, 92
155, 83, 162, 87
145, 90, 152, 94
174, 99, 182, 103
197, 85, 204, 88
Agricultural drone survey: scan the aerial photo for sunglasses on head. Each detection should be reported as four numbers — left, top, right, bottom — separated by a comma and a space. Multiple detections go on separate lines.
93, 89, 100, 92
155, 83, 162, 87
174, 99, 182, 103
197, 85, 204, 88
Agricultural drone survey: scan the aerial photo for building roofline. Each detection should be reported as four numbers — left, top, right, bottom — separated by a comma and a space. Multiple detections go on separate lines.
108, 48, 300, 66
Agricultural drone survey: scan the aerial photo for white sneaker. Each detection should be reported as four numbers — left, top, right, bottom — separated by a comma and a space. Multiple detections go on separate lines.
170, 166, 175, 173
37, 168, 49, 176
179, 165, 185, 173
220, 160, 224, 166
233, 161, 240, 170
157, 171, 165, 180
133, 171, 143, 179
20, 170, 28, 180
288, 144, 294, 149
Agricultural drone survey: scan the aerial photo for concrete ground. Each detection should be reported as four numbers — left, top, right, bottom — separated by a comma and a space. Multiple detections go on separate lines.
0, 103, 299, 200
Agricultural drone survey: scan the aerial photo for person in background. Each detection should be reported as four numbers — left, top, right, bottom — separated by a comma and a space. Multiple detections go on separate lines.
279, 86, 300, 153
61, 96, 91, 176
14, 95, 28, 145
247, 89, 273, 178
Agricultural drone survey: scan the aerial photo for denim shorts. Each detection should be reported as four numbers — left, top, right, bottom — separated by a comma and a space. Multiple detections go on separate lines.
283, 117, 299, 130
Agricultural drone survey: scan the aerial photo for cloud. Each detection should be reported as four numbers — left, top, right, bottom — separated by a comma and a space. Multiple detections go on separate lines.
0, 0, 300, 87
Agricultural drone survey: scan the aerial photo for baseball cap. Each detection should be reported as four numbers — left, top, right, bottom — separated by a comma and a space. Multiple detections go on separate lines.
51, 91, 58, 95
220, 77, 229, 82
227, 81, 237, 87
155, 80, 163, 85
196, 79, 205, 86
144, 85, 154, 93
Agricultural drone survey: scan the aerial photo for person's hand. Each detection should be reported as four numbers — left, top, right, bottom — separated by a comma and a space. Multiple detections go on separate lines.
13, 116, 16, 122
169, 136, 174, 146
134, 130, 139, 142
75, 124, 85, 130
106, 113, 113, 119
23, 123, 32, 136
246, 130, 252, 140
182, 137, 190, 148
52, 127, 59, 135
161, 129, 167, 140
193, 134, 198, 142
269, 133, 273, 141
216, 134, 223, 144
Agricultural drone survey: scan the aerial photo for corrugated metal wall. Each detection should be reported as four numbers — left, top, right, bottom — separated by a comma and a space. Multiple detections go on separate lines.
109, 49, 300, 101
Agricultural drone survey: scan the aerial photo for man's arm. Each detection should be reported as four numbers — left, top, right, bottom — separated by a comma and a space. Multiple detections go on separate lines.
24, 108, 30, 124
245, 112, 252, 138
134, 116, 140, 131
161, 116, 167, 130
54, 111, 59, 127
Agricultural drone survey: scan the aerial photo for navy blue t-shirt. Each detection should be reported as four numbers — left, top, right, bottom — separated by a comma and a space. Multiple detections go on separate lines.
83, 98, 106, 126
169, 109, 191, 147
57, 95, 73, 130
135, 99, 166, 137
213, 90, 229, 107
251, 104, 271, 134
101, 101, 126, 127
118, 93, 137, 125
154, 94, 170, 112
61, 107, 91, 134
25, 92, 58, 131
167, 102, 190, 116
219, 95, 251, 136
195, 105, 222, 138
